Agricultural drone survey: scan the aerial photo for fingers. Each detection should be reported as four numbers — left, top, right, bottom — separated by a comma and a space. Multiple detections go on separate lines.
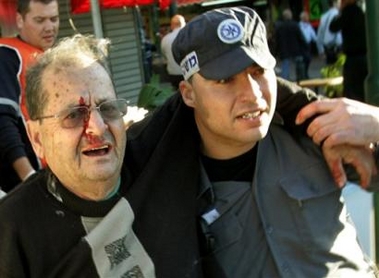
298, 98, 366, 146
299, 98, 379, 189
306, 112, 352, 146
322, 147, 346, 188
322, 134, 350, 148
296, 99, 336, 125
311, 125, 353, 147
352, 147, 377, 189
346, 154, 375, 189
306, 113, 336, 143
323, 145, 377, 189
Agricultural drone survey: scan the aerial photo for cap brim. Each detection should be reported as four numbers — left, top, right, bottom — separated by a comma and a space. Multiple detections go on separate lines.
199, 46, 276, 80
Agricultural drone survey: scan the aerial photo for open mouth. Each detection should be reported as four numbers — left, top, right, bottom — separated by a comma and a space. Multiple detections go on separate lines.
82, 145, 111, 156
239, 111, 262, 119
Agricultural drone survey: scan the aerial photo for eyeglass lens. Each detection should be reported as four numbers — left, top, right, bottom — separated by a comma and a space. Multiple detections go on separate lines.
61, 99, 128, 128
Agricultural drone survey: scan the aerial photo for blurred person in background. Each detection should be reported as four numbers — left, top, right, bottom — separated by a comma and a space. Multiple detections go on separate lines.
160, 14, 186, 90
330, 0, 367, 102
274, 8, 307, 81
317, 0, 343, 65
0, 0, 59, 192
299, 10, 321, 79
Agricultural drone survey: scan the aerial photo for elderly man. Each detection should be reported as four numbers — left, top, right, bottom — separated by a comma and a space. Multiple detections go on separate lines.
0, 35, 154, 277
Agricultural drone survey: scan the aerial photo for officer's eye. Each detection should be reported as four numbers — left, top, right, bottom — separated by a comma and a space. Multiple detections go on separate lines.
216, 77, 233, 84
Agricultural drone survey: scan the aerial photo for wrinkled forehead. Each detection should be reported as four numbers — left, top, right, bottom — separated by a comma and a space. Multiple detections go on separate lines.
41, 62, 115, 102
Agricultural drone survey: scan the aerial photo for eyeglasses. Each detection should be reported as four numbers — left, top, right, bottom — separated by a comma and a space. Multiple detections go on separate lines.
35, 99, 128, 129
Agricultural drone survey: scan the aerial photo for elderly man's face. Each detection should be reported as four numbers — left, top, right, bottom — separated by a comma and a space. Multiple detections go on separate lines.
27, 62, 126, 198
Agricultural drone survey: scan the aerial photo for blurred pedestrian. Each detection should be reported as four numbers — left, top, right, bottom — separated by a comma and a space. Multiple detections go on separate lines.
274, 8, 307, 81
161, 14, 186, 90
299, 11, 321, 79
317, 0, 343, 64
330, 0, 367, 102
142, 29, 156, 82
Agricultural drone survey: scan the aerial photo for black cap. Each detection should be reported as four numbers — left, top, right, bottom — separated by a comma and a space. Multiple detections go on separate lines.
172, 6, 276, 80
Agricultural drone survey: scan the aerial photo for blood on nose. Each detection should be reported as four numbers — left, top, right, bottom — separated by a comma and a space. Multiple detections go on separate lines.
79, 97, 91, 141
79, 97, 104, 144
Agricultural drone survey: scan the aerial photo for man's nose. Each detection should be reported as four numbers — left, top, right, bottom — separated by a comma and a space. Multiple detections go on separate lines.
237, 72, 262, 101
43, 19, 57, 31
84, 109, 107, 136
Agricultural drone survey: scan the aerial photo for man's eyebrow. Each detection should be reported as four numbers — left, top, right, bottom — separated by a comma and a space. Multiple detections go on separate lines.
33, 16, 47, 20
33, 15, 59, 20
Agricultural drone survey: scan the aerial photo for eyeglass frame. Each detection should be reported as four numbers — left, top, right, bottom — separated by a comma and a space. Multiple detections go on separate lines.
33, 98, 129, 129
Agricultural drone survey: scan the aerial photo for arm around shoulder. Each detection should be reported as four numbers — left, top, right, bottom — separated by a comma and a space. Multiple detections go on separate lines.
276, 77, 320, 133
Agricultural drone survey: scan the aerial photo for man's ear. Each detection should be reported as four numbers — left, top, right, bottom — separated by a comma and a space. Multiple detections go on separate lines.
179, 80, 196, 108
26, 121, 45, 160
16, 13, 23, 30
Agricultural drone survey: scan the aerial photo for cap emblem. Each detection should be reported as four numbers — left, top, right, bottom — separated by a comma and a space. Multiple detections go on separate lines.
217, 19, 244, 44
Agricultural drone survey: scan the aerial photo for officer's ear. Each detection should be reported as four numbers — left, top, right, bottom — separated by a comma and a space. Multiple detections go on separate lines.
179, 78, 196, 108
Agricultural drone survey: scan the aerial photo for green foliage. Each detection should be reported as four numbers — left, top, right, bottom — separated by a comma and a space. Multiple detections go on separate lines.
137, 74, 175, 111
320, 54, 346, 98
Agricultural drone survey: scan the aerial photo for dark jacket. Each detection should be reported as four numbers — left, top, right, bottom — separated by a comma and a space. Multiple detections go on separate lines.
330, 3, 366, 56
274, 20, 308, 59
0, 171, 155, 277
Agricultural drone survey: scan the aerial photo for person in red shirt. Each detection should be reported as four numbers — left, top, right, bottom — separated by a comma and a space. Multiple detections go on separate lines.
0, 0, 59, 192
